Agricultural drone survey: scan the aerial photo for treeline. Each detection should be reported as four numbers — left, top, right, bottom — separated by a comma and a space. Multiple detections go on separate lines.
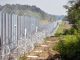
0, 4, 56, 21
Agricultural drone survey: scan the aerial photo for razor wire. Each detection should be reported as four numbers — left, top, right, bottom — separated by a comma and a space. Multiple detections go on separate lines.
0, 12, 61, 60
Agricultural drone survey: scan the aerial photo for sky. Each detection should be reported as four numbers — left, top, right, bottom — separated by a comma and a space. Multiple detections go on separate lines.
0, 0, 69, 15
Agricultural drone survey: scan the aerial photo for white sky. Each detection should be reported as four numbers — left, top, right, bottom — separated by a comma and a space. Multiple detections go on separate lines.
0, 0, 68, 15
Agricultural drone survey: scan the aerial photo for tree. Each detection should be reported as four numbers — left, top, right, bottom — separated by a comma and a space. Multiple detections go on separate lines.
67, 0, 80, 30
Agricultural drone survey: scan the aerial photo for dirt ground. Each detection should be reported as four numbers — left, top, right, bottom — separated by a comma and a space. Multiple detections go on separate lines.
19, 21, 71, 60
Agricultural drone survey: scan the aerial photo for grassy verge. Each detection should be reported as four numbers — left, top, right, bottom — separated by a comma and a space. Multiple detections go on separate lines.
55, 21, 65, 35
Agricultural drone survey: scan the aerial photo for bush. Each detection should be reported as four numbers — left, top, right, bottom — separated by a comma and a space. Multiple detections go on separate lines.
55, 35, 80, 60
63, 27, 78, 35
55, 33, 62, 37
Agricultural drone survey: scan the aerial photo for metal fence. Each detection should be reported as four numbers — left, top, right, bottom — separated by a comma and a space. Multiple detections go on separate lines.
0, 11, 61, 60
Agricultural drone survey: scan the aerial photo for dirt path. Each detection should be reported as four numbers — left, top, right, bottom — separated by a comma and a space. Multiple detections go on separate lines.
24, 37, 59, 60
19, 21, 71, 60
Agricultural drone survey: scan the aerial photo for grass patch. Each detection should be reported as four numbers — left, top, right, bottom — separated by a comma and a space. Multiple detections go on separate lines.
55, 21, 65, 35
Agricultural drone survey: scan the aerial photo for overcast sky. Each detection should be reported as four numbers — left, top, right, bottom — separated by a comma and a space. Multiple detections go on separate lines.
0, 0, 68, 15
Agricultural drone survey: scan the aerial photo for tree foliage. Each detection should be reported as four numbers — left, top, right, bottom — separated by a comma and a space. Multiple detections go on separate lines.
68, 0, 80, 30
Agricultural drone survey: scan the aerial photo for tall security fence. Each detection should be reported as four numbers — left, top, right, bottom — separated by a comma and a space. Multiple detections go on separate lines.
0, 11, 61, 60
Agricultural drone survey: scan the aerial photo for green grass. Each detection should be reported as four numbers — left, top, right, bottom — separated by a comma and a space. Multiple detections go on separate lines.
56, 21, 65, 34
54, 21, 65, 37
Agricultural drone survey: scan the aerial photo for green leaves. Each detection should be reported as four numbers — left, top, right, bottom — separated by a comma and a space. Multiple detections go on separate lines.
55, 35, 80, 60
68, 0, 80, 30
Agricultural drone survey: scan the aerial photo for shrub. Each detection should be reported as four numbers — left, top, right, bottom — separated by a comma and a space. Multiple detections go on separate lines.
55, 35, 80, 60
55, 33, 62, 37
63, 27, 78, 35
